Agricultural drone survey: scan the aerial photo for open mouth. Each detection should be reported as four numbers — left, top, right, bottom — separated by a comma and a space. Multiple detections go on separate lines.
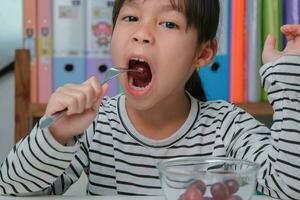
128, 58, 152, 91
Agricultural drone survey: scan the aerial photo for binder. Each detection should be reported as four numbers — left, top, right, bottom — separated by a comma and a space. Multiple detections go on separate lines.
37, 0, 52, 103
261, 0, 282, 101
246, 0, 262, 102
230, 0, 247, 103
198, 0, 230, 101
52, 0, 86, 90
283, 0, 300, 45
86, 0, 119, 97
23, 0, 38, 103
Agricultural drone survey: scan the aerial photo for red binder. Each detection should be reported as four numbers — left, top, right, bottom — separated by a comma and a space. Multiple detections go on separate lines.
23, 0, 38, 103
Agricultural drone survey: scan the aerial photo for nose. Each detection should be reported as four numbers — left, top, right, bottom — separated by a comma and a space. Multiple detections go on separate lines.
131, 24, 154, 45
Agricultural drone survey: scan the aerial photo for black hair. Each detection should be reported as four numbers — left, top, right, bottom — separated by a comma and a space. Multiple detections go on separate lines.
112, 0, 220, 101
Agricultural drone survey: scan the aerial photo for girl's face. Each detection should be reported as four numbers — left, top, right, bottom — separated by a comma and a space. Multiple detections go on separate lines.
111, 0, 201, 110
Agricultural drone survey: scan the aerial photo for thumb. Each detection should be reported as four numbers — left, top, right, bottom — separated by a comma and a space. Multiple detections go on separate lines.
92, 83, 109, 111
262, 34, 281, 64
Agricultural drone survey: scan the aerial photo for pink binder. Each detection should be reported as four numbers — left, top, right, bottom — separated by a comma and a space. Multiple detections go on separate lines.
86, 0, 119, 97
37, 0, 52, 103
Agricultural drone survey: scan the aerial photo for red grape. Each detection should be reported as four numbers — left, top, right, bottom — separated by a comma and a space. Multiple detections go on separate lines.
181, 184, 204, 200
224, 179, 239, 194
189, 180, 206, 194
210, 182, 230, 200
227, 195, 243, 200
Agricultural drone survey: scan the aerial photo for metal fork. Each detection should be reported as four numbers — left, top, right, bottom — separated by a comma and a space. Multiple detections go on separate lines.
39, 67, 139, 129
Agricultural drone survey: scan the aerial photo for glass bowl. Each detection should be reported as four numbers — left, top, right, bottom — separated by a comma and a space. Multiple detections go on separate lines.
157, 157, 260, 200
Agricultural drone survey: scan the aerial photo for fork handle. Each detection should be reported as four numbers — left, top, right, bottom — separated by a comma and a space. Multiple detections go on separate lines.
39, 78, 111, 129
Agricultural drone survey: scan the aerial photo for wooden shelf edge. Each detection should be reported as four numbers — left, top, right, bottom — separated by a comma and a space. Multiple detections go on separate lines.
29, 102, 273, 119
236, 102, 273, 116
30, 103, 47, 118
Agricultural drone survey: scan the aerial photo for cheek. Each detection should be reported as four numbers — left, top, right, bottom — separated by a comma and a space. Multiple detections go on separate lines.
162, 38, 197, 62
111, 33, 118, 55
158, 45, 196, 84
162, 48, 195, 71
111, 32, 123, 64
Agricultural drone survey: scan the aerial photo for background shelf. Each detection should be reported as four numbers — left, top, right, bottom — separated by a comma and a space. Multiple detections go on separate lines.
15, 49, 274, 143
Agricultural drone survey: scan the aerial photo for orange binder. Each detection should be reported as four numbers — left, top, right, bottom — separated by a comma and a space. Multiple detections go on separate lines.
23, 0, 38, 103
230, 0, 247, 103
37, 0, 52, 103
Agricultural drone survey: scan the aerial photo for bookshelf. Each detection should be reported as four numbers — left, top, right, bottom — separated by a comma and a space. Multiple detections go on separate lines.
14, 49, 273, 143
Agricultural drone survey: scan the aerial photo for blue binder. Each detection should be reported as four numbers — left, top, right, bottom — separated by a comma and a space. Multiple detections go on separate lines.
53, 58, 85, 89
52, 0, 86, 90
198, 0, 230, 101
283, 0, 300, 45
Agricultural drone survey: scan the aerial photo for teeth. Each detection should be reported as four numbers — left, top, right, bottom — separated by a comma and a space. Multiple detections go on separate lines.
129, 76, 149, 90
131, 58, 146, 62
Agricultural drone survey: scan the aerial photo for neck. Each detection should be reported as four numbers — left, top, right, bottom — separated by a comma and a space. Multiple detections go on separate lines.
125, 92, 191, 140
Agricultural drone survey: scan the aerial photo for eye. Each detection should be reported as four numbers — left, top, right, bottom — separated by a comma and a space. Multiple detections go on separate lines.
122, 16, 138, 22
160, 21, 179, 29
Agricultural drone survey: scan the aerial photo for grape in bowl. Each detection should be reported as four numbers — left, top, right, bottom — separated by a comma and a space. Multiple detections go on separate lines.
157, 157, 260, 200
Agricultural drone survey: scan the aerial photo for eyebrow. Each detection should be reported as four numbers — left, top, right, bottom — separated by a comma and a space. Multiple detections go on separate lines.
161, 4, 183, 13
124, 0, 184, 13
123, 0, 140, 7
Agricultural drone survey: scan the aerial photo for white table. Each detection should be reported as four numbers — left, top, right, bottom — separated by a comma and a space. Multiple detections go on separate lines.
0, 195, 277, 200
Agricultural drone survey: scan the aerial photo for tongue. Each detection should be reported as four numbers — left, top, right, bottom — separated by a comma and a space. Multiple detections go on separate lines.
129, 60, 152, 88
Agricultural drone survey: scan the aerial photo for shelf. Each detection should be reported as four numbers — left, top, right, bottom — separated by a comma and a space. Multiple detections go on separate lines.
13, 49, 273, 144
28, 102, 273, 120
236, 102, 273, 116
30, 103, 47, 118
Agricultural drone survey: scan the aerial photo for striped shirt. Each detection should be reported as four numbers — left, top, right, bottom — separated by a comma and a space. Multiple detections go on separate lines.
1, 55, 300, 199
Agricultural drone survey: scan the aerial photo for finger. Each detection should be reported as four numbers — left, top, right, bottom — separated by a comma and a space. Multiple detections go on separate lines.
263, 34, 276, 51
74, 84, 97, 109
281, 25, 300, 39
281, 24, 300, 35
84, 76, 108, 109
60, 88, 87, 115
46, 86, 78, 116
100, 83, 109, 98
49, 91, 79, 116
262, 34, 282, 64
281, 26, 298, 41
84, 76, 102, 98
46, 87, 66, 116
285, 33, 296, 42
92, 83, 109, 111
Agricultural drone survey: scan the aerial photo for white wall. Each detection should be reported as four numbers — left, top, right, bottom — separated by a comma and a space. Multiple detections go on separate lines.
0, 74, 14, 162
0, 0, 22, 162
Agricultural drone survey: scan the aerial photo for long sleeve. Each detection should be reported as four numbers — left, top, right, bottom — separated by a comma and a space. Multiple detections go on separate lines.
221, 55, 300, 199
0, 118, 91, 196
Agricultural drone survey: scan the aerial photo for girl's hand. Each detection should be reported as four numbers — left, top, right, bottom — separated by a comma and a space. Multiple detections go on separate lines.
262, 24, 300, 64
45, 77, 108, 145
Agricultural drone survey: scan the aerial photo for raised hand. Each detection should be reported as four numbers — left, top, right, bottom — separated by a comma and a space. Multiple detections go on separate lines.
45, 77, 108, 145
262, 24, 300, 64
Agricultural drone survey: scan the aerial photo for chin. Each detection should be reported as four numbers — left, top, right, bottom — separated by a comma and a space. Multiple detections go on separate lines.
125, 95, 157, 112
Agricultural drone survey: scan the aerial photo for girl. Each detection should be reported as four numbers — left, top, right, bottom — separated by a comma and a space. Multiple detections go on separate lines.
1, 0, 300, 199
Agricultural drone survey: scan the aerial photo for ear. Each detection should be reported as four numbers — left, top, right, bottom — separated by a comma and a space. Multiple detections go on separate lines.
192, 39, 217, 68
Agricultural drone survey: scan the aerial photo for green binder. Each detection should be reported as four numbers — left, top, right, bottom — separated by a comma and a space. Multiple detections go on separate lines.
261, 0, 283, 101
